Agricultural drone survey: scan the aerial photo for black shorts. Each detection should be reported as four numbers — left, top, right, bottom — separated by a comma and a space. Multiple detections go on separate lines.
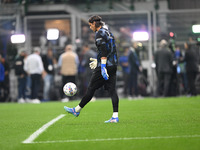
88, 66, 117, 91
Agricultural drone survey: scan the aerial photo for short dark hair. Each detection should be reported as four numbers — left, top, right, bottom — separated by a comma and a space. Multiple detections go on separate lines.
88, 15, 104, 28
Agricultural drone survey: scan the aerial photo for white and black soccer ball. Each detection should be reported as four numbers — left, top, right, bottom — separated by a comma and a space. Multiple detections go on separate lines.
63, 82, 77, 96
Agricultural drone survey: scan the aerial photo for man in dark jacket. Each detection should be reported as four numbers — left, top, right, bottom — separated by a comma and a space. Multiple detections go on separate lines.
184, 42, 199, 96
154, 40, 173, 97
14, 49, 27, 103
128, 43, 142, 99
42, 48, 56, 101
80, 44, 96, 95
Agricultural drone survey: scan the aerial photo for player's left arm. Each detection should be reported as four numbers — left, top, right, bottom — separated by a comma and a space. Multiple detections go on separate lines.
96, 31, 109, 80
101, 57, 109, 80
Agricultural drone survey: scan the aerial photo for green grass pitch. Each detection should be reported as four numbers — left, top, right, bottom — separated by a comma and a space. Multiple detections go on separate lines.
0, 96, 200, 150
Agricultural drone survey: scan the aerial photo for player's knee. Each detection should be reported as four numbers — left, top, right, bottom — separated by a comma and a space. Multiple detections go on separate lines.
86, 87, 95, 95
108, 88, 116, 96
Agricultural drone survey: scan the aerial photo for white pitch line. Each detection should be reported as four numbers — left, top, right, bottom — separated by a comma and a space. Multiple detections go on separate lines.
22, 114, 66, 144
31, 135, 200, 144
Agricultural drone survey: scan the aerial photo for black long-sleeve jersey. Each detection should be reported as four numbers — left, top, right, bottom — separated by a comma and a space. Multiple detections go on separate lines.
95, 27, 118, 67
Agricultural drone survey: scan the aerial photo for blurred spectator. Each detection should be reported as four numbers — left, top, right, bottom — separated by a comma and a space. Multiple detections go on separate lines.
88, 33, 95, 44
119, 46, 130, 97
183, 42, 199, 96
39, 31, 47, 49
14, 48, 27, 103
0, 55, 5, 82
23, 53, 32, 100
58, 44, 79, 102
0, 54, 5, 102
81, 26, 90, 43
174, 46, 182, 59
154, 40, 173, 97
168, 39, 179, 96
42, 48, 57, 101
80, 44, 96, 96
59, 31, 68, 48
174, 46, 187, 94
0, 53, 10, 102
24, 47, 44, 103
77, 50, 85, 97
128, 42, 143, 99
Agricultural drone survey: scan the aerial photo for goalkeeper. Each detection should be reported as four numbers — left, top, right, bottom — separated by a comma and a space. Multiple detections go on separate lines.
64, 15, 119, 123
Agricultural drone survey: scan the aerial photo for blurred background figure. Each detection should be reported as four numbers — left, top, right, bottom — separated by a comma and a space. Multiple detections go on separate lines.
154, 39, 173, 97
42, 48, 57, 101
39, 31, 47, 50
174, 45, 187, 95
24, 47, 44, 103
59, 31, 68, 48
23, 53, 32, 100
119, 46, 130, 97
14, 48, 27, 103
128, 42, 143, 99
79, 44, 96, 96
58, 44, 79, 102
183, 42, 199, 96
81, 26, 90, 43
0, 54, 6, 102
0, 53, 10, 102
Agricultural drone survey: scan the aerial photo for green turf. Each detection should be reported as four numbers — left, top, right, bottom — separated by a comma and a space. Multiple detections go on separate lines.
0, 96, 200, 150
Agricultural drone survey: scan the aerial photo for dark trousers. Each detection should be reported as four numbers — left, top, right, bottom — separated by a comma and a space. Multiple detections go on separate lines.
0, 81, 6, 102
30, 74, 41, 99
79, 66, 119, 112
129, 72, 138, 96
123, 72, 129, 96
0, 76, 9, 102
187, 71, 197, 96
157, 72, 171, 97
18, 76, 27, 99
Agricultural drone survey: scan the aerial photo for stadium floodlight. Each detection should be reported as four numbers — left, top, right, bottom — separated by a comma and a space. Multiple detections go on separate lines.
10, 34, 26, 44
47, 28, 59, 40
132, 31, 149, 41
192, 25, 200, 33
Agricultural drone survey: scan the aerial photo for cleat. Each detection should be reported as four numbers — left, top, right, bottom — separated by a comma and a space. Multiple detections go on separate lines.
64, 106, 80, 117
104, 117, 119, 123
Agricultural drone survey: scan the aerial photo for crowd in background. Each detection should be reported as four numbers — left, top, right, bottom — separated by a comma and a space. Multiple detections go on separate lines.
119, 37, 200, 99
154, 38, 199, 98
0, 30, 200, 103
0, 40, 99, 103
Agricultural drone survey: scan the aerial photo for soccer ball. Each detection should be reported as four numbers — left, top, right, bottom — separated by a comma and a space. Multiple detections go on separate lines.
63, 82, 77, 96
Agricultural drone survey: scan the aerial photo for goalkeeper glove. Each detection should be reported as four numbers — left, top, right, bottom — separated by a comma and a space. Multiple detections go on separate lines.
89, 58, 97, 69
101, 59, 109, 80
